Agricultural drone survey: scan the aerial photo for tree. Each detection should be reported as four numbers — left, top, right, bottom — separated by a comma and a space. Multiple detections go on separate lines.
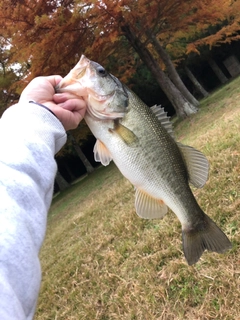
88, 0, 239, 115
184, 66, 209, 98
1, 0, 240, 118
207, 57, 228, 84
86, 0, 201, 117
146, 32, 199, 107
0, 0, 95, 84
0, 0, 200, 117
0, 38, 20, 113
185, 0, 240, 55
121, 25, 198, 118
68, 132, 94, 174
0, 0, 99, 166
55, 170, 70, 191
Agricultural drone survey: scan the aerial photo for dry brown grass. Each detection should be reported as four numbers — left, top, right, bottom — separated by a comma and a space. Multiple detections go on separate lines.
35, 77, 240, 320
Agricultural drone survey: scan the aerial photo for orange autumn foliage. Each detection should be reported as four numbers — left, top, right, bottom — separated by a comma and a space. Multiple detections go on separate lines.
0, 0, 239, 87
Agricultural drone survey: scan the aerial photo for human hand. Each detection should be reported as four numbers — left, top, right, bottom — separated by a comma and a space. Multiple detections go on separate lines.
19, 76, 87, 131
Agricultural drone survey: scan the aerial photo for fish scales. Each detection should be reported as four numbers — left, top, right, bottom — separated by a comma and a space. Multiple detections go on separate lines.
56, 55, 231, 265
85, 89, 198, 224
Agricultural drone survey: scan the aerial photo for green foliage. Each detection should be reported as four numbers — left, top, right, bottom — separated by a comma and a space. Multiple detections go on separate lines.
0, 68, 20, 113
128, 62, 167, 107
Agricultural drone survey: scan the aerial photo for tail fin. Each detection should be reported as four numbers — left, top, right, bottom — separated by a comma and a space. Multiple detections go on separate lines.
182, 214, 232, 265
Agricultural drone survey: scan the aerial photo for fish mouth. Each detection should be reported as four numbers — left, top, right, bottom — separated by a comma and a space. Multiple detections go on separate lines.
86, 106, 126, 120
55, 55, 90, 94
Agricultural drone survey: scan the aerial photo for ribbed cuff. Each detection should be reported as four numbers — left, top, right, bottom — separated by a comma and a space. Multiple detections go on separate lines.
29, 100, 57, 118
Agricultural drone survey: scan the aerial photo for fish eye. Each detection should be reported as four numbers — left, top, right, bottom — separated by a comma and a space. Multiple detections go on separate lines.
97, 66, 107, 77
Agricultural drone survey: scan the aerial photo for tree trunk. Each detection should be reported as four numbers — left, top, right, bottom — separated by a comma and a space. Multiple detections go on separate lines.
223, 55, 240, 78
121, 25, 197, 118
207, 57, 228, 84
55, 170, 70, 191
148, 33, 199, 107
64, 162, 76, 182
185, 66, 209, 98
68, 133, 94, 174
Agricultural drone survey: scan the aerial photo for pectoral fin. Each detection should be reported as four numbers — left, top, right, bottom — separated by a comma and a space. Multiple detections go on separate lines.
93, 139, 112, 166
178, 143, 209, 188
109, 120, 138, 146
135, 188, 168, 219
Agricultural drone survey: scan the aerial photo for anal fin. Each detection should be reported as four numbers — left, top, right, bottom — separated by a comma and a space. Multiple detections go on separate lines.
135, 188, 168, 219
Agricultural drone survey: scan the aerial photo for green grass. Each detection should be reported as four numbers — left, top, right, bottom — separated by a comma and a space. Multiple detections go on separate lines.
35, 76, 240, 320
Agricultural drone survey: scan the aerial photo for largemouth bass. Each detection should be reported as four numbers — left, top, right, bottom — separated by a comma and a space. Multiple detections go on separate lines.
56, 55, 231, 265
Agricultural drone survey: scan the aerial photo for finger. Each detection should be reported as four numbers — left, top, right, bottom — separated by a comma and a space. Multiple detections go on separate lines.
53, 92, 83, 103
50, 103, 86, 130
46, 75, 63, 87
59, 98, 87, 114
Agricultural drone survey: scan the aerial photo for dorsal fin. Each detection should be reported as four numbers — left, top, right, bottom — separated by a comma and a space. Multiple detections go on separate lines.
150, 105, 174, 138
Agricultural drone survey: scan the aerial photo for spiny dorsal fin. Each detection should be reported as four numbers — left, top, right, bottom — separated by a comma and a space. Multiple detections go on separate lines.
93, 139, 112, 166
177, 142, 209, 188
150, 105, 174, 138
135, 188, 168, 219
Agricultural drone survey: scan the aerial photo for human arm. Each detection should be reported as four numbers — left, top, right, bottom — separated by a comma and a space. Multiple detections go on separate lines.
0, 76, 86, 319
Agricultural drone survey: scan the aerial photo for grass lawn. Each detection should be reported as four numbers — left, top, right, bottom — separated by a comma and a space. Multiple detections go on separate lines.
35, 77, 240, 320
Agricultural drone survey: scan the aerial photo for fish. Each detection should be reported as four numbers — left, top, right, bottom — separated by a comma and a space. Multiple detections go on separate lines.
56, 55, 231, 265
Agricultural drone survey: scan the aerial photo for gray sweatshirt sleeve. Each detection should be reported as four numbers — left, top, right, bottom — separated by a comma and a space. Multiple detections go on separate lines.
0, 103, 67, 319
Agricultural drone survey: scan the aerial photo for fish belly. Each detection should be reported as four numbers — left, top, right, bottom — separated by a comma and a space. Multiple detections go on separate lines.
85, 111, 193, 226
